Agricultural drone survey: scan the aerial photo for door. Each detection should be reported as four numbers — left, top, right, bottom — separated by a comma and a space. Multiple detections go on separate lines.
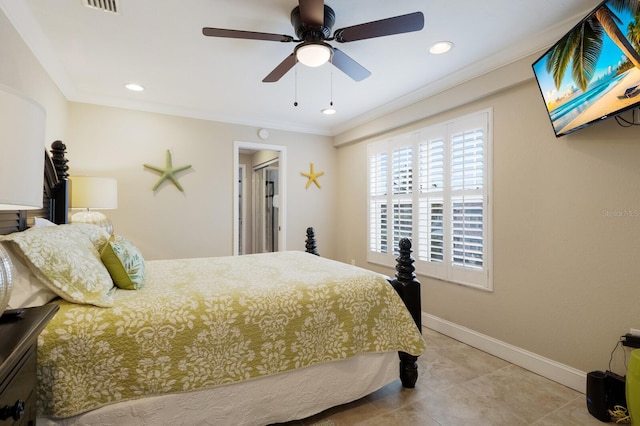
253, 163, 279, 253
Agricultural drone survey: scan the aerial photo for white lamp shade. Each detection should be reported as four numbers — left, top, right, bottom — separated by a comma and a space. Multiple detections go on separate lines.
296, 43, 331, 67
70, 176, 118, 209
0, 85, 45, 315
0, 84, 45, 210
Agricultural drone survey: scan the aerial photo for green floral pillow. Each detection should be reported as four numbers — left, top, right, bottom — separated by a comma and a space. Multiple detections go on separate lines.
0, 224, 115, 307
101, 235, 145, 290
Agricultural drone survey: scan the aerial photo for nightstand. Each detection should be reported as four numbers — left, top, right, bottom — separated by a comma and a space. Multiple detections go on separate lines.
0, 305, 59, 425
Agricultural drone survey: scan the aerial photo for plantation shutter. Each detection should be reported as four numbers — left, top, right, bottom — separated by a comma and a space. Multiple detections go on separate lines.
391, 145, 413, 253
367, 109, 491, 290
417, 133, 445, 265
447, 113, 490, 288
369, 151, 388, 253
450, 127, 484, 270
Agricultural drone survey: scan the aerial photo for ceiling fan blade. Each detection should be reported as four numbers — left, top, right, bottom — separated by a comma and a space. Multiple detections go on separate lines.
331, 48, 371, 82
263, 53, 297, 82
333, 11, 424, 43
298, 0, 325, 27
202, 27, 294, 43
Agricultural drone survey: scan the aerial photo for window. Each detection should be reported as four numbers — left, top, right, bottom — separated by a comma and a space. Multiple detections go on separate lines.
367, 110, 492, 290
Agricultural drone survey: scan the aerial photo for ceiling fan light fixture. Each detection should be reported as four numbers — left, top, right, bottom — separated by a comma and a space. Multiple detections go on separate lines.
295, 42, 332, 67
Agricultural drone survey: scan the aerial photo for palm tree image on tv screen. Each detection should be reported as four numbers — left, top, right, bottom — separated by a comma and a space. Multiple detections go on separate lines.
532, 0, 640, 137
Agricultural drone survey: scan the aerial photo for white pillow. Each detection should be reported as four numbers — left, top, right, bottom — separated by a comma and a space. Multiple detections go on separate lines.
34, 217, 57, 227
1, 241, 58, 309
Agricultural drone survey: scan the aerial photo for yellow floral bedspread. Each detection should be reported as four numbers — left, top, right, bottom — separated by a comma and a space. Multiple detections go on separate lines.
37, 251, 426, 418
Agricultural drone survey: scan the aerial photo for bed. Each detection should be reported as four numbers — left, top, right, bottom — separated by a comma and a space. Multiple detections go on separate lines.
0, 141, 425, 425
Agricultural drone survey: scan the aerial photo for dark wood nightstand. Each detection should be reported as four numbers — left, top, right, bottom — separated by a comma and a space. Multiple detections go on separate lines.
0, 305, 58, 425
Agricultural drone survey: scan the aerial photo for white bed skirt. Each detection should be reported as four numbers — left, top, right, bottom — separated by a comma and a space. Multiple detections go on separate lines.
38, 351, 399, 426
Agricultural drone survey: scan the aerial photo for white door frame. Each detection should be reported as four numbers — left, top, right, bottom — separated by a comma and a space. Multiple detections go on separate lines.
238, 163, 246, 255
233, 141, 287, 255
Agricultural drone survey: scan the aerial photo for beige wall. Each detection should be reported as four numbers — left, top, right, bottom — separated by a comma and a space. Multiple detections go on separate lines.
334, 54, 640, 374
65, 103, 337, 260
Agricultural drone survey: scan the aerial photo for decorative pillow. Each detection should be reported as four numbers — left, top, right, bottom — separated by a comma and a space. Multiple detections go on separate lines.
101, 235, 145, 290
1, 241, 58, 309
0, 224, 115, 307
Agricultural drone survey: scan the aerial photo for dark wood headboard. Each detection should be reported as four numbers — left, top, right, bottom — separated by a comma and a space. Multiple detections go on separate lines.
0, 141, 69, 235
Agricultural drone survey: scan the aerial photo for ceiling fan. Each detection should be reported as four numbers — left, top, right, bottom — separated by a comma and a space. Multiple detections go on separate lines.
202, 0, 424, 83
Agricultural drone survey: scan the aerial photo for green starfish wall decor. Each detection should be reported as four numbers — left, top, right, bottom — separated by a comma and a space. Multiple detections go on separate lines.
144, 150, 192, 192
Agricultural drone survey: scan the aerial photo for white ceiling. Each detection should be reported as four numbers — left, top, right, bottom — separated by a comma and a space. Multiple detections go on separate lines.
1, 0, 596, 136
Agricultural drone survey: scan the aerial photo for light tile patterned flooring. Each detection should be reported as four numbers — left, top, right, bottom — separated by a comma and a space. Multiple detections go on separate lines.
280, 328, 604, 425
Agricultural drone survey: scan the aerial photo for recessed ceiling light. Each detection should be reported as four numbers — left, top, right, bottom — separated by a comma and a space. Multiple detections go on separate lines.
125, 83, 144, 92
429, 41, 453, 55
322, 108, 336, 115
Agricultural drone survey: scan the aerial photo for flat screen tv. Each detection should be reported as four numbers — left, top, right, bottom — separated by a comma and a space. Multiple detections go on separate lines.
532, 0, 640, 137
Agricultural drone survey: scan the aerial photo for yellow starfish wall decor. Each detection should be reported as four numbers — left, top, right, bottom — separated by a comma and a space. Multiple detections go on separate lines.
143, 149, 192, 192
301, 162, 324, 189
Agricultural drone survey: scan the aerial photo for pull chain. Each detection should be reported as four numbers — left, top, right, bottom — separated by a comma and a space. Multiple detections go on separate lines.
294, 60, 298, 107
329, 59, 334, 109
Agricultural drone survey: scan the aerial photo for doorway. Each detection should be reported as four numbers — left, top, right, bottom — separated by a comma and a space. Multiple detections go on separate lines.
233, 141, 287, 255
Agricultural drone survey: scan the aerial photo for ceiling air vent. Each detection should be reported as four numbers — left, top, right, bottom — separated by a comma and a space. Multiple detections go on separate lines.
83, 0, 120, 14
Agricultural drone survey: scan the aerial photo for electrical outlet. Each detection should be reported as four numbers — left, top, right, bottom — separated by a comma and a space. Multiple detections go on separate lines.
631, 328, 640, 336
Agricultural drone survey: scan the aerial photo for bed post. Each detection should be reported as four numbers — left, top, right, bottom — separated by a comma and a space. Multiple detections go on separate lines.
49, 141, 69, 224
389, 238, 421, 388
305, 227, 319, 255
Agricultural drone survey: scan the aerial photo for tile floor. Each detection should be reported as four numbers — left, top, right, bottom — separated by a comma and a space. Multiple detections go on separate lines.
280, 328, 606, 425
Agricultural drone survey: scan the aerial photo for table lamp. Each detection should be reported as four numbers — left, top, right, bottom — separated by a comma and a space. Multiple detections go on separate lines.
70, 176, 118, 235
0, 84, 45, 315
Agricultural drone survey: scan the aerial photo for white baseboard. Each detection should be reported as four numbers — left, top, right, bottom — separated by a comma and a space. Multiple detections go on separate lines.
422, 312, 586, 393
